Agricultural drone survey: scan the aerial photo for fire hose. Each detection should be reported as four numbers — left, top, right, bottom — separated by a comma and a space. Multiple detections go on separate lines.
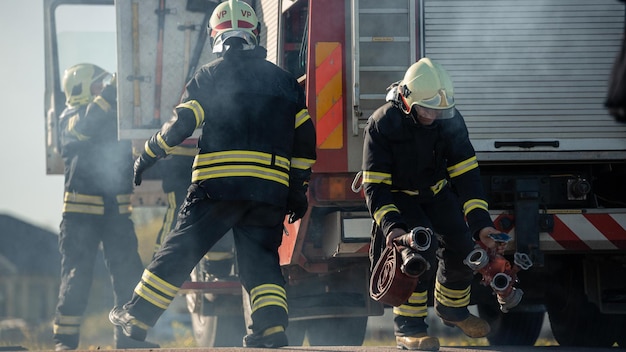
370, 227, 433, 306
464, 234, 533, 313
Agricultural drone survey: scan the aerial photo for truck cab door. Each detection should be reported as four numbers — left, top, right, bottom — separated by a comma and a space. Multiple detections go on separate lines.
43, 0, 116, 174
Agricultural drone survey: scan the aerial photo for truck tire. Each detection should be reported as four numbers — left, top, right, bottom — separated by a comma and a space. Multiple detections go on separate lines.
305, 317, 368, 346
286, 320, 307, 346
545, 264, 620, 347
190, 307, 246, 347
187, 264, 246, 347
617, 315, 626, 347
477, 302, 543, 345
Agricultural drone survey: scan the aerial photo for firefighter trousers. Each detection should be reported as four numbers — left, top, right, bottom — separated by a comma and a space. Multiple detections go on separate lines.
126, 183, 288, 334
54, 212, 144, 347
154, 155, 235, 272
372, 188, 476, 336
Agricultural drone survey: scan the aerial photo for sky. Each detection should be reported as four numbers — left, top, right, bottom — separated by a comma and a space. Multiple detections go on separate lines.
0, 0, 65, 231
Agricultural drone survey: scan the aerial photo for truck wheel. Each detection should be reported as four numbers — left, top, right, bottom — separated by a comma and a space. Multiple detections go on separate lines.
286, 320, 307, 346
187, 264, 246, 347
545, 265, 620, 347
476, 302, 543, 345
305, 317, 368, 346
617, 315, 626, 347
189, 302, 246, 347
546, 293, 619, 347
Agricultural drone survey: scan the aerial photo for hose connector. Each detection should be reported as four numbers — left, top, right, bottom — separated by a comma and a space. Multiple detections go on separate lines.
398, 248, 430, 278
394, 226, 433, 252
497, 287, 524, 313
464, 247, 489, 271
464, 235, 533, 313
394, 226, 433, 278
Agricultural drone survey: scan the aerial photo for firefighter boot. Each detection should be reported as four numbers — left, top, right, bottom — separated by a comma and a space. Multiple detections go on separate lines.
114, 326, 160, 349
243, 325, 288, 348
54, 341, 77, 351
441, 313, 490, 338
55, 343, 74, 351
396, 333, 440, 351
54, 334, 78, 351
109, 305, 150, 342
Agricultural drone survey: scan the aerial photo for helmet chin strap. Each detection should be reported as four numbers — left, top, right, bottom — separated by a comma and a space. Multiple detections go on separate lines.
399, 93, 412, 115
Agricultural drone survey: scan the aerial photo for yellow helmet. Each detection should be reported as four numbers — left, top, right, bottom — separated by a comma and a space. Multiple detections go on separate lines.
398, 58, 455, 119
208, 0, 260, 54
62, 63, 110, 108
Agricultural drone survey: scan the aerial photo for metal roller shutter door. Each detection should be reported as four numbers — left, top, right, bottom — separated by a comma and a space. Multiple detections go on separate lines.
422, 0, 626, 157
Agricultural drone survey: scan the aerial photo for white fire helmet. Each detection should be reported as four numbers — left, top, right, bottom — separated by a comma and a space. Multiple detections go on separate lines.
208, 0, 260, 54
398, 58, 456, 119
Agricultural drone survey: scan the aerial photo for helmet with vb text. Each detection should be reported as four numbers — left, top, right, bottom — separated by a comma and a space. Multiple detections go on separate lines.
62, 63, 111, 108
397, 58, 456, 119
208, 0, 260, 54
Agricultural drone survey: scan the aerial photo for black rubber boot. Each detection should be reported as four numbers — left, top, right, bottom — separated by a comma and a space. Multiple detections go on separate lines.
243, 326, 288, 348
114, 326, 160, 349
109, 305, 150, 342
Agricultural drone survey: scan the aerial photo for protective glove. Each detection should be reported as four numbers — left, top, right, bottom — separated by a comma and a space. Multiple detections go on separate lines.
286, 188, 308, 224
477, 226, 509, 255
133, 152, 158, 186
385, 227, 407, 248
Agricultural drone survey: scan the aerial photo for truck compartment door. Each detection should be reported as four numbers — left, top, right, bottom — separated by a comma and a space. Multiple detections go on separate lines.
421, 0, 626, 160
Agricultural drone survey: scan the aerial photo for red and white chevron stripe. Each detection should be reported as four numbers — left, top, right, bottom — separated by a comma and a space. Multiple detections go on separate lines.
491, 211, 626, 251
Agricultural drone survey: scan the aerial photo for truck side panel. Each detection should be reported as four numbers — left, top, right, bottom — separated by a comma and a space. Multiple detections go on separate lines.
307, 0, 349, 172
421, 0, 626, 160
116, 0, 217, 140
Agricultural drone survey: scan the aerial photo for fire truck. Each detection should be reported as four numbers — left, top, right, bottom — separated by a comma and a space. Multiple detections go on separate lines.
43, 0, 626, 348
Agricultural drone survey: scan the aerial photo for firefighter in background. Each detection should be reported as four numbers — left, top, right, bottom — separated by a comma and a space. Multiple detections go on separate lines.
152, 150, 236, 280
53, 63, 158, 350
362, 58, 505, 351
151, 149, 195, 255
109, 0, 316, 348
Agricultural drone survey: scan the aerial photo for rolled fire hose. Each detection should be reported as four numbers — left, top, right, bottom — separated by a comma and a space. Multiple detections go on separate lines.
370, 227, 432, 306
369, 244, 418, 307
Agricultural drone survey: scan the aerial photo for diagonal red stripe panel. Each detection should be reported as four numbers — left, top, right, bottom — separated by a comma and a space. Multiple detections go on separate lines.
583, 214, 626, 249
316, 44, 342, 96
551, 216, 591, 250
316, 97, 343, 148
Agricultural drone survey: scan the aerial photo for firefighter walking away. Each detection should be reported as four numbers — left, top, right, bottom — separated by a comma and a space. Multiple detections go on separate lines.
109, 0, 316, 348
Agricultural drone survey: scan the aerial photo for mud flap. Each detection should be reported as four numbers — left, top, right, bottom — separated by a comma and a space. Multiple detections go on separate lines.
515, 178, 544, 266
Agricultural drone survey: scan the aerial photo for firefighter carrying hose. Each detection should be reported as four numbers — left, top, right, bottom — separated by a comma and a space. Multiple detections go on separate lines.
109, 0, 316, 348
362, 58, 505, 351
53, 63, 158, 350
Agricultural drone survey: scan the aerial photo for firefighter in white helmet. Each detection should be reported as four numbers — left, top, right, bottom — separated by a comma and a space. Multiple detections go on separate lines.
363, 58, 504, 351
109, 0, 316, 348
53, 63, 158, 350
